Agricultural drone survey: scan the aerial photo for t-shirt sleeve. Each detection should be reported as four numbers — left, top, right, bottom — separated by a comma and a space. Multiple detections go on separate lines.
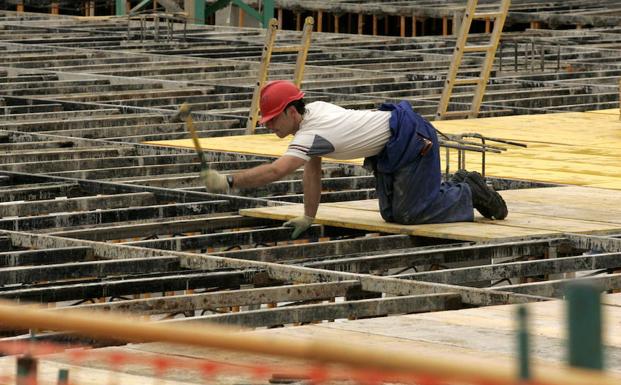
284, 133, 314, 161
285, 133, 336, 161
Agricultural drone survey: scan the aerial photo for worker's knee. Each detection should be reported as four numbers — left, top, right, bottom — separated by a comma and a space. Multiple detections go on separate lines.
391, 209, 424, 225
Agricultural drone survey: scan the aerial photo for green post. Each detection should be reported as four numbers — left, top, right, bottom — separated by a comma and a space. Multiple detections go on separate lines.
193, 0, 205, 24
16, 355, 37, 385
517, 305, 530, 380
262, 0, 274, 27
566, 282, 603, 370
116, 0, 126, 16
57, 369, 69, 385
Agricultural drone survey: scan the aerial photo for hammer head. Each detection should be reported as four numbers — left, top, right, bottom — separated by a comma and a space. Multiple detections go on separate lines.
170, 102, 191, 123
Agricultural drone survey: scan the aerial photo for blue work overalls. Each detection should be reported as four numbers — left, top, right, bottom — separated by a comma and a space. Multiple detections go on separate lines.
365, 101, 474, 224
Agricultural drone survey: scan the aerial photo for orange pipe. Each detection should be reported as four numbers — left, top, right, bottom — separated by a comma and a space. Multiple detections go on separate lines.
0, 300, 618, 385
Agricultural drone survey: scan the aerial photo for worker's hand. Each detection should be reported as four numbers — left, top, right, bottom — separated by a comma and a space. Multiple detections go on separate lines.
283, 215, 314, 239
200, 168, 229, 193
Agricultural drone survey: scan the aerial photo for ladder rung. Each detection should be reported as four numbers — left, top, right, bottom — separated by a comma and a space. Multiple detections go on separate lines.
462, 44, 494, 52
272, 45, 303, 53
472, 12, 503, 19
453, 78, 483, 86
438, 111, 471, 118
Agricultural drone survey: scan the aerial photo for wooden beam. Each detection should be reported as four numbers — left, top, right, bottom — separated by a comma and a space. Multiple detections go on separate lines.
239, 6, 244, 27
277, 8, 283, 29
357, 13, 364, 34
317, 10, 323, 32
442, 16, 448, 36
400, 15, 406, 37
412, 16, 417, 37
372, 15, 377, 35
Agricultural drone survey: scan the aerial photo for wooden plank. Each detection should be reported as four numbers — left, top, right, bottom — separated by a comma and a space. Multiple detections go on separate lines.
240, 204, 554, 242
145, 135, 363, 165
147, 110, 621, 189
242, 185, 621, 240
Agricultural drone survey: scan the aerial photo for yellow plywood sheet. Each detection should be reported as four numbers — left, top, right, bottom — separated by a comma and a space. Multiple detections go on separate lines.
145, 109, 621, 189
147, 136, 363, 165
588, 108, 620, 116
241, 186, 621, 241
241, 203, 553, 242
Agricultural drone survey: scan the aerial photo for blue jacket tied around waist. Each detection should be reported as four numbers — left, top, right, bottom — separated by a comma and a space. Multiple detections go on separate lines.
367, 101, 474, 225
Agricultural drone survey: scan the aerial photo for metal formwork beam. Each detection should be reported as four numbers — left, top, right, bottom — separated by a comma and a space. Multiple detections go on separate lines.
65, 281, 362, 314
494, 273, 621, 298
0, 269, 255, 303
2, 231, 551, 306
166, 293, 461, 328
0, 256, 180, 286
399, 252, 621, 284
0, 192, 157, 217
124, 225, 325, 251
305, 239, 567, 273
0, 201, 231, 231
0, 247, 93, 267
0, 183, 81, 203
48, 215, 276, 241
563, 233, 621, 253
215, 234, 420, 262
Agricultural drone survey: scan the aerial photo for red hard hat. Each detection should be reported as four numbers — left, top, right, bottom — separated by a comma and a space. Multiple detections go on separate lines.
259, 80, 305, 124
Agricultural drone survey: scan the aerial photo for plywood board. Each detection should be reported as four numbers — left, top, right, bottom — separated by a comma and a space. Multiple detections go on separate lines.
242, 187, 621, 241
241, 203, 554, 242
147, 136, 363, 165
145, 109, 621, 189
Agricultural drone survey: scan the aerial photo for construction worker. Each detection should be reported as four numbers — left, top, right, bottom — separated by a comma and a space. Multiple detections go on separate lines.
201, 80, 508, 238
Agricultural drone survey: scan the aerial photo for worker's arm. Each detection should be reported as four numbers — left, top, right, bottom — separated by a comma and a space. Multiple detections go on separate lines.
201, 155, 305, 193
283, 156, 322, 239
302, 156, 322, 218
232, 155, 305, 188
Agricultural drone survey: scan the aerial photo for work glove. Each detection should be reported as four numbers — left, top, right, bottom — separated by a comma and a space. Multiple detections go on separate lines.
200, 168, 229, 194
283, 215, 314, 240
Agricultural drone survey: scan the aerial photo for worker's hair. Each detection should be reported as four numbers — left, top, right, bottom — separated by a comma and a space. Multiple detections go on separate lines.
286, 98, 306, 116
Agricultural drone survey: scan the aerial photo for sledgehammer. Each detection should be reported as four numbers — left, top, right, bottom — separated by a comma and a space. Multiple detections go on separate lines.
172, 103, 208, 169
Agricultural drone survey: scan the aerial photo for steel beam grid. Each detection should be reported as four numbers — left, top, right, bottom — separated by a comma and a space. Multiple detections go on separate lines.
0, 10, 620, 345
1, 17, 621, 121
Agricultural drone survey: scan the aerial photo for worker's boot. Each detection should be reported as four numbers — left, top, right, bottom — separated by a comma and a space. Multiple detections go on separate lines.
462, 171, 508, 220
449, 169, 468, 184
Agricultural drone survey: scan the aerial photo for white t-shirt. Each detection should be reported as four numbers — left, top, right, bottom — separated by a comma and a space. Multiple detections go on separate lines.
284, 101, 392, 161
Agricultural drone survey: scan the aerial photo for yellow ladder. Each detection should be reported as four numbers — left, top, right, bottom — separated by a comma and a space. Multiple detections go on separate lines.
436, 0, 510, 120
246, 17, 314, 134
